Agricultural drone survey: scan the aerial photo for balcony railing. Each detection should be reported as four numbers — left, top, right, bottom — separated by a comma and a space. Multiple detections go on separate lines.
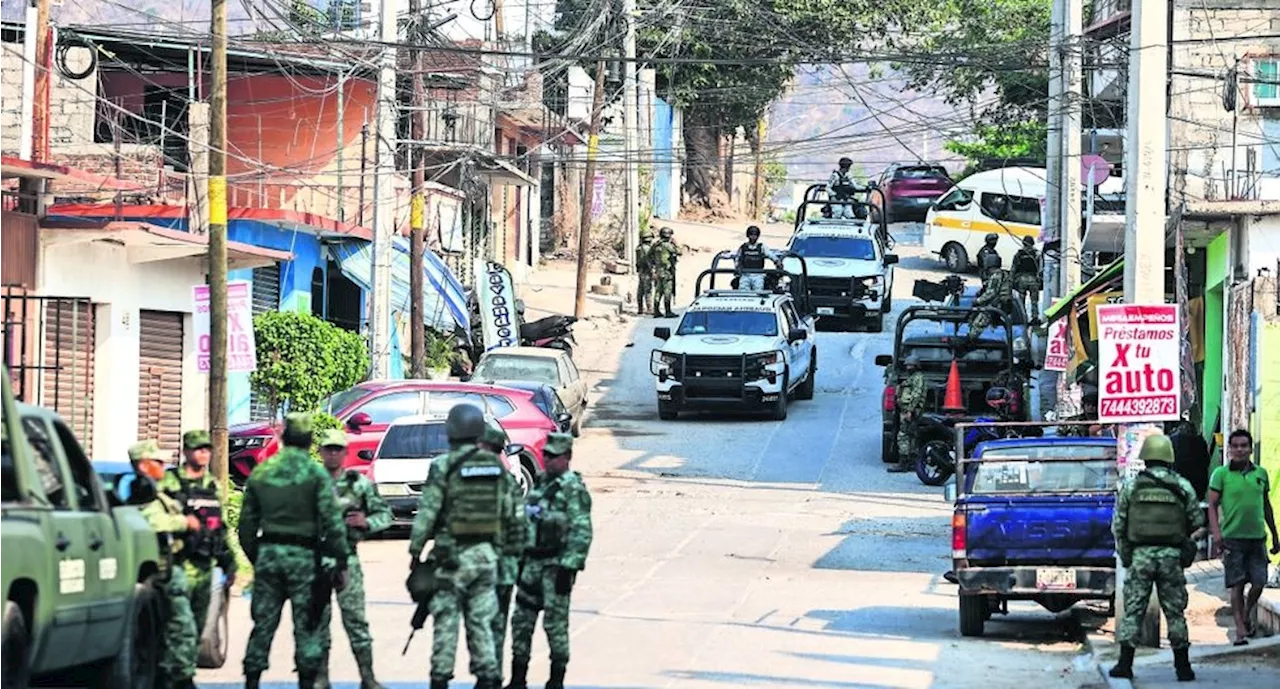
398, 101, 494, 150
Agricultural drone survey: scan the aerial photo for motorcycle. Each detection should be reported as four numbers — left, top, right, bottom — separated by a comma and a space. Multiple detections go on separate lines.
913, 387, 1023, 486
519, 313, 578, 355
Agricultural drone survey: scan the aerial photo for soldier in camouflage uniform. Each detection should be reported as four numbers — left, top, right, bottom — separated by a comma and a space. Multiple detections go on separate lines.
409, 404, 524, 689
130, 440, 202, 689
507, 433, 594, 689
975, 233, 999, 277
315, 429, 392, 689
158, 429, 237, 642
1110, 434, 1205, 682
963, 252, 1014, 347
239, 414, 350, 689
477, 421, 529, 682
635, 229, 655, 315
1010, 236, 1042, 321
889, 356, 927, 474
651, 227, 681, 318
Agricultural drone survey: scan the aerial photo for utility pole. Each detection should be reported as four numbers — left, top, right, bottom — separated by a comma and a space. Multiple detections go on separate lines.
622, 0, 640, 273
32, 0, 49, 161
369, 0, 398, 379
574, 61, 607, 319
1059, 0, 1083, 295
208, 0, 230, 492
752, 117, 765, 219
408, 0, 427, 377
19, 1, 38, 160
1118, 0, 1170, 649
1037, 0, 1065, 422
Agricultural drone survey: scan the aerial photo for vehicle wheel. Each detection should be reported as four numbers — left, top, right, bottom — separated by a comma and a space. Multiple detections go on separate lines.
770, 375, 789, 421
2, 601, 31, 689
915, 439, 955, 486
881, 433, 898, 464
868, 314, 885, 333
197, 572, 229, 669
516, 455, 536, 496
94, 581, 160, 689
795, 355, 816, 401
942, 243, 969, 273
959, 595, 986, 637
657, 400, 679, 420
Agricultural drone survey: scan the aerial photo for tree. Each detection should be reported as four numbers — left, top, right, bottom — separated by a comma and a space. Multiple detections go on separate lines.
945, 120, 1048, 177
249, 311, 368, 417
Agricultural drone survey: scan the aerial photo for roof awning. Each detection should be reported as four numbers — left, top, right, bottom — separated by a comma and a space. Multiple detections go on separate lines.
46, 203, 372, 241
476, 157, 536, 187
1, 155, 142, 191
41, 219, 292, 270
331, 238, 469, 333
1044, 258, 1124, 323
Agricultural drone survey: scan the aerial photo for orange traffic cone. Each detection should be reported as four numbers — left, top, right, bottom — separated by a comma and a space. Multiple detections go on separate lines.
942, 358, 964, 412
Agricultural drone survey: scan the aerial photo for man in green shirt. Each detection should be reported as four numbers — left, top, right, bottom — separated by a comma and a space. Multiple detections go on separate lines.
1208, 429, 1280, 644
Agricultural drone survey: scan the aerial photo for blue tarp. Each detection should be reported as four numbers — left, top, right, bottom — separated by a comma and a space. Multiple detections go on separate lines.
332, 239, 469, 334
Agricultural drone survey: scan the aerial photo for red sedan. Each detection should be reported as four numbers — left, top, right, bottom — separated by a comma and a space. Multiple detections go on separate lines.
228, 380, 556, 484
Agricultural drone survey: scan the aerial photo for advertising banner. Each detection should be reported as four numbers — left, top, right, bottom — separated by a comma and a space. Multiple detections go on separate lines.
193, 280, 257, 373
1044, 318, 1071, 371
476, 260, 521, 351
1096, 303, 1180, 423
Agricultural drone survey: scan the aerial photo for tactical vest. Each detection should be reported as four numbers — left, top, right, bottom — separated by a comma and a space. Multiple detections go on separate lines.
170, 470, 224, 562
1126, 470, 1189, 546
529, 479, 569, 555
444, 448, 505, 537
831, 172, 856, 198
738, 242, 766, 270
1013, 249, 1038, 276
335, 471, 364, 547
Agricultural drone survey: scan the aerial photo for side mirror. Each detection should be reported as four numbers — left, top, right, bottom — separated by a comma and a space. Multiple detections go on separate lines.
653, 326, 671, 340
347, 412, 373, 429
884, 254, 899, 265
505, 443, 525, 457
555, 412, 573, 430
874, 354, 892, 367
356, 449, 375, 461
788, 328, 808, 343
120, 473, 157, 506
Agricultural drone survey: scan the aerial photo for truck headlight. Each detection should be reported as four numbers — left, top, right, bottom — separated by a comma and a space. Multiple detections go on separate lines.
651, 350, 679, 379
747, 351, 785, 382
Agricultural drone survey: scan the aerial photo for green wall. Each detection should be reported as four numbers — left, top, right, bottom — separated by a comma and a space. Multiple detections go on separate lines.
1201, 234, 1229, 450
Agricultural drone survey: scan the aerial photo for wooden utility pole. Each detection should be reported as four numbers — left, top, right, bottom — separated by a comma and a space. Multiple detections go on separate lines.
408, 0, 427, 377
574, 60, 607, 319
32, 0, 50, 162
208, 0, 230, 493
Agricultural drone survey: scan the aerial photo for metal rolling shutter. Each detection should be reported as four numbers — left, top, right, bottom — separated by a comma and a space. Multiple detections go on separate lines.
137, 310, 185, 457
42, 299, 95, 453
248, 264, 280, 420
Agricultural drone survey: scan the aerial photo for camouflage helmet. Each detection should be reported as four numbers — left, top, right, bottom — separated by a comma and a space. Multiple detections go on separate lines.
984, 232, 999, 245
128, 439, 167, 464
282, 412, 314, 448
446, 403, 487, 442
543, 432, 573, 458
639, 228, 654, 242
480, 421, 508, 449
659, 226, 674, 239
182, 429, 212, 450
980, 252, 1002, 271
1138, 434, 1175, 463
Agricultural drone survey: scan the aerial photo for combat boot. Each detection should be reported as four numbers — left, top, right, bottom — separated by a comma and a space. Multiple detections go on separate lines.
663, 296, 675, 319
505, 657, 530, 689
298, 670, 319, 689
1174, 647, 1195, 682
1108, 644, 1135, 679
354, 647, 386, 689
244, 672, 262, 689
314, 650, 331, 689
474, 679, 501, 689
545, 660, 567, 689
430, 678, 451, 689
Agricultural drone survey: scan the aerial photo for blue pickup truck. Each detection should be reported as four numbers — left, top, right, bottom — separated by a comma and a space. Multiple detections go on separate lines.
949, 435, 1119, 636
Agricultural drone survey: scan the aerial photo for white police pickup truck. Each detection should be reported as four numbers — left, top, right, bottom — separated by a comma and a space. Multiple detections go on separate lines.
650, 290, 817, 421
785, 225, 897, 332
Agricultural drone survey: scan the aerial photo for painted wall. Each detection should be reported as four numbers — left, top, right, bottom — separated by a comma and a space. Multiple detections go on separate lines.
39, 239, 206, 461
1244, 215, 1280, 273
1202, 233, 1229, 449
1255, 320, 1280, 563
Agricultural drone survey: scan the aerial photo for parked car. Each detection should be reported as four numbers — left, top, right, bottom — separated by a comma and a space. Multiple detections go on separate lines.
470, 347, 588, 436
489, 380, 575, 435
228, 381, 557, 484
370, 414, 530, 530
873, 164, 953, 223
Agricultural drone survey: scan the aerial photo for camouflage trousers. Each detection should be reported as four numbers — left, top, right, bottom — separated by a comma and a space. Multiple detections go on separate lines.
1013, 274, 1041, 318
181, 560, 213, 635
429, 542, 500, 682
896, 417, 920, 468
319, 554, 374, 655
1116, 549, 1190, 649
965, 302, 1012, 344
637, 273, 653, 311
655, 273, 675, 299
159, 566, 199, 684
243, 544, 327, 674
491, 554, 520, 670
510, 559, 574, 663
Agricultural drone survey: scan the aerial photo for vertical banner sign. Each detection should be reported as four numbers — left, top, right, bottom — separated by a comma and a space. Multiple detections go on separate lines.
1117, 423, 1163, 480
1044, 319, 1071, 371
194, 280, 258, 373
1096, 303, 1180, 423
477, 261, 520, 352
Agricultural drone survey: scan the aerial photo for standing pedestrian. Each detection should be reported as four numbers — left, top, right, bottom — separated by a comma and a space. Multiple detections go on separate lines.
963, 253, 1013, 348
1208, 429, 1280, 644
408, 404, 523, 689
1110, 434, 1205, 681
129, 440, 202, 689
159, 429, 237, 642
1010, 236, 1041, 321
507, 433, 593, 689
239, 414, 350, 689
975, 233, 999, 277
478, 421, 529, 682
651, 227, 681, 318
827, 157, 858, 219
888, 355, 926, 474
635, 229, 655, 315
732, 225, 779, 292
316, 429, 392, 689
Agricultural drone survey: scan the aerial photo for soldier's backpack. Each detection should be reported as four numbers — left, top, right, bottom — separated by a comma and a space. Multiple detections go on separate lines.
443, 447, 505, 537
1127, 469, 1190, 547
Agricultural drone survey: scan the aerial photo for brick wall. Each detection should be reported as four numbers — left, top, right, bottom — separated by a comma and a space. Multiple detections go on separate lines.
0, 38, 98, 158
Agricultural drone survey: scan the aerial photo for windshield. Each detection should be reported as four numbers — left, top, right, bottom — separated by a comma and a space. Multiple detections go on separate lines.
894, 166, 949, 180
378, 423, 451, 460
789, 235, 876, 260
678, 311, 778, 337
969, 445, 1118, 494
474, 356, 561, 386
320, 386, 369, 415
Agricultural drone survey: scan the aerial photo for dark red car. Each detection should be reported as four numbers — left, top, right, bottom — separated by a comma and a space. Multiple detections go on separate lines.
227, 381, 556, 484
873, 164, 953, 223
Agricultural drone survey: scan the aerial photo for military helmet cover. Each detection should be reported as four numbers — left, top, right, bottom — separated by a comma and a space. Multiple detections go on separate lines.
128, 439, 167, 463
317, 429, 349, 448
1138, 434, 1175, 463
446, 403, 487, 441
182, 429, 212, 450
543, 432, 573, 458
639, 228, 654, 241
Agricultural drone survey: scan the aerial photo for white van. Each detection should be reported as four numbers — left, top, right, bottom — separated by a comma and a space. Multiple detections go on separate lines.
922, 167, 1047, 273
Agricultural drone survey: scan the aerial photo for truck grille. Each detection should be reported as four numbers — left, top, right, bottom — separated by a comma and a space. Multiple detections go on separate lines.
681, 354, 746, 398
809, 276, 859, 299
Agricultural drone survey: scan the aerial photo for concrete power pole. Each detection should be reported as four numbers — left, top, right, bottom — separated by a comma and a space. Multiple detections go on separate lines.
369, 0, 398, 379
622, 0, 640, 273
208, 0, 230, 491
1059, 0, 1083, 295
409, 0, 427, 378
1037, 0, 1065, 421
574, 61, 608, 319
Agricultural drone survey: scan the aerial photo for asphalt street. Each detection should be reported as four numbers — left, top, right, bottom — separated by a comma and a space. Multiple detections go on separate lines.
199, 222, 1106, 689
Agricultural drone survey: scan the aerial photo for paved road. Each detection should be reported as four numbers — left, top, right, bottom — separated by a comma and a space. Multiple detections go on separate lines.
199, 222, 1105, 688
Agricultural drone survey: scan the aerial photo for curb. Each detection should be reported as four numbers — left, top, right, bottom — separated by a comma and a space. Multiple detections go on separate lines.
1091, 630, 1280, 688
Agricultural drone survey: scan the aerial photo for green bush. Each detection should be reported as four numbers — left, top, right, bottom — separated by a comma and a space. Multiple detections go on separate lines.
250, 311, 368, 417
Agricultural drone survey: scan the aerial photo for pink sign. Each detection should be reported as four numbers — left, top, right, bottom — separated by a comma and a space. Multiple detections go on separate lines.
1096, 303, 1180, 423
1044, 319, 1070, 372
193, 280, 258, 373
1081, 154, 1113, 188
